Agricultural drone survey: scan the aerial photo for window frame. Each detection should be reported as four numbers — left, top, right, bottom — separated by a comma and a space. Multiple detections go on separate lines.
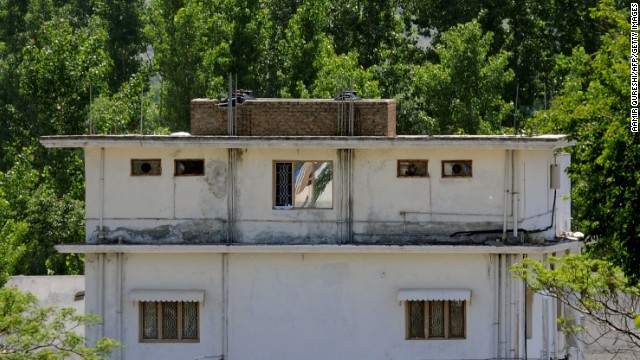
405, 300, 466, 340
441, 160, 473, 178
139, 301, 200, 343
174, 159, 205, 176
272, 160, 333, 209
397, 160, 429, 178
131, 159, 162, 176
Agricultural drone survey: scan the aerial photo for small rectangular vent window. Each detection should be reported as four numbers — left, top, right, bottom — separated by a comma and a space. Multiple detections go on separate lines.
175, 159, 205, 176
398, 160, 428, 177
442, 160, 472, 178
132, 159, 162, 176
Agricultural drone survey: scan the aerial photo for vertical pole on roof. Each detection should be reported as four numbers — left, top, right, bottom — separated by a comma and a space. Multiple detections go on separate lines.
228, 73, 233, 135
336, 75, 342, 135
513, 82, 519, 135
140, 86, 144, 134
338, 74, 345, 135
234, 74, 238, 136
349, 77, 354, 136
89, 82, 93, 134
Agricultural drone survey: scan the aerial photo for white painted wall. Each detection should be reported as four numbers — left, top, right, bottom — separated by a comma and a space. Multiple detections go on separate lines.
84, 146, 567, 244
90, 252, 503, 360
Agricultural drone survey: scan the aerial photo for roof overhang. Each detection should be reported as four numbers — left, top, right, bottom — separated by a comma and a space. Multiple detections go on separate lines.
55, 241, 580, 255
40, 134, 572, 150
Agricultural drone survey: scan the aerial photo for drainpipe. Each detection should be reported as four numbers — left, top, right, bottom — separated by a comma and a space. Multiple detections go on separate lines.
98, 254, 104, 341
506, 254, 512, 359
116, 253, 123, 360
222, 253, 229, 358
494, 254, 501, 359
502, 150, 510, 241
541, 254, 549, 360
512, 150, 519, 239
99, 148, 105, 242
499, 254, 507, 358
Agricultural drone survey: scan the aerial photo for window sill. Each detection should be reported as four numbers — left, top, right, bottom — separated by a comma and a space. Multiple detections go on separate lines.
273, 205, 294, 210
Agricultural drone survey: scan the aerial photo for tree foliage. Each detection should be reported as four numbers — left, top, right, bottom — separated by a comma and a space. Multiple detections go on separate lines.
0, 286, 121, 359
0, 149, 84, 276
528, 1, 638, 280
391, 20, 513, 134
512, 255, 640, 355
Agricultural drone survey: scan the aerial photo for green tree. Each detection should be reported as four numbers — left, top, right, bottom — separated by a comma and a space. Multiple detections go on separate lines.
512, 255, 640, 354
18, 7, 111, 137
0, 149, 84, 276
528, 2, 639, 280
0, 287, 121, 359
401, 0, 612, 122
95, 0, 146, 92
394, 20, 513, 134
146, 0, 232, 130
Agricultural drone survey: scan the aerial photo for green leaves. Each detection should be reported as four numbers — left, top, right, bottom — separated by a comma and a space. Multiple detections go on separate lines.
0, 287, 121, 359
511, 254, 640, 350
528, 2, 639, 281
0, 148, 84, 278
392, 20, 514, 134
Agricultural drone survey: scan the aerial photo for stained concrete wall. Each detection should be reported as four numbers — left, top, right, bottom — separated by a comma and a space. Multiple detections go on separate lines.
84, 146, 567, 245
85, 147, 229, 244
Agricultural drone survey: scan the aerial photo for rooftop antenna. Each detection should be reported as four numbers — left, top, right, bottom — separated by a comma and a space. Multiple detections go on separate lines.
227, 73, 233, 135
140, 86, 144, 134
234, 74, 238, 136
89, 82, 93, 134
349, 77, 354, 136
513, 82, 519, 135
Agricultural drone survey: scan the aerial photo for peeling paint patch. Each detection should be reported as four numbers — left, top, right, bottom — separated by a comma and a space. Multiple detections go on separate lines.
89, 220, 226, 244
205, 160, 227, 199
239, 231, 339, 245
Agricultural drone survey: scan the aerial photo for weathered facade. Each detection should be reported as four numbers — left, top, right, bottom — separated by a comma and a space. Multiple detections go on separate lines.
42, 96, 581, 360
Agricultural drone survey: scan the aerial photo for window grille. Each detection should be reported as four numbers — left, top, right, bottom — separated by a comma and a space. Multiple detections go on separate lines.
429, 300, 445, 337
405, 300, 466, 340
140, 301, 199, 342
408, 301, 425, 339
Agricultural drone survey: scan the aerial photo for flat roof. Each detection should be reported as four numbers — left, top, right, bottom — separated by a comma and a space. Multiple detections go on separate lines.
40, 134, 571, 150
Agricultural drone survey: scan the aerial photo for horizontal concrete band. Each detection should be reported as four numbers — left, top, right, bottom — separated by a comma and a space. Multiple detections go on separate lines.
40, 134, 571, 150
56, 241, 579, 255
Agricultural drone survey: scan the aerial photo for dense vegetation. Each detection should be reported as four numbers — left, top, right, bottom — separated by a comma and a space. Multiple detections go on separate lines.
0, 0, 636, 283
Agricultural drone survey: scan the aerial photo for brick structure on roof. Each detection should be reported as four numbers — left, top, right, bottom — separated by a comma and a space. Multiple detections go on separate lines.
190, 98, 396, 137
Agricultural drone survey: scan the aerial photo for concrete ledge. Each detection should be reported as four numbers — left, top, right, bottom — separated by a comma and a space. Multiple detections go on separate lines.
40, 134, 572, 150
56, 241, 580, 255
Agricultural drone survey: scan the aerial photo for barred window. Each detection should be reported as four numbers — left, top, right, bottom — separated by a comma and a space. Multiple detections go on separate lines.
406, 300, 466, 339
140, 301, 199, 342
273, 161, 333, 209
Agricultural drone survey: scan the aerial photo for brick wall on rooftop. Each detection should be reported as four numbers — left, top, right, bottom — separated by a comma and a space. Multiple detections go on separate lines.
190, 99, 396, 137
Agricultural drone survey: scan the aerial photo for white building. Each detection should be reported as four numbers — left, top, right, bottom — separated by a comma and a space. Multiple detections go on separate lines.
42, 97, 580, 360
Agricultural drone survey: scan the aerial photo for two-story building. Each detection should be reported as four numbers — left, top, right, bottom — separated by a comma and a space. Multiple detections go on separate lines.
41, 95, 581, 360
